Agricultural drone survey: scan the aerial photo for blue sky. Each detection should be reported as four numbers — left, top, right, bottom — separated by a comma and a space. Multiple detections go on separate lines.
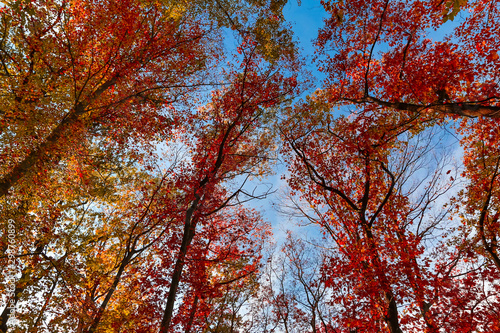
254, 0, 329, 244
283, 0, 327, 76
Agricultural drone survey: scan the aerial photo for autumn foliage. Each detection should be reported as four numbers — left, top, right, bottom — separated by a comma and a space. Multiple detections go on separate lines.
1, 0, 500, 332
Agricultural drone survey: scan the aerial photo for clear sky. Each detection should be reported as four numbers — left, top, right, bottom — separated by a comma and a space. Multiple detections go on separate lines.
283, 0, 328, 79
256, 0, 328, 244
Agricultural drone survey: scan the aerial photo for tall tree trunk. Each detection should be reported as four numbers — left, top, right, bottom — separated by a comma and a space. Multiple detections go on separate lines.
159, 196, 200, 333
185, 295, 199, 333
384, 292, 403, 333
85, 252, 133, 333
0, 78, 116, 198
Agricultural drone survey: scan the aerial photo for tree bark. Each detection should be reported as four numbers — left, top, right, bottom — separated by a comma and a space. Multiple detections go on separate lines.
355, 96, 500, 118
85, 252, 133, 333
159, 196, 200, 333
0, 78, 117, 198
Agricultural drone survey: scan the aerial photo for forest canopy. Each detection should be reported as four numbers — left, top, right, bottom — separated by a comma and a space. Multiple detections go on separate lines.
0, 0, 499, 332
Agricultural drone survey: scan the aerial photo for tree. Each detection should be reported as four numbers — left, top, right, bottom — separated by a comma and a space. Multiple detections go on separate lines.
281, 236, 336, 333
262, 235, 338, 333
281, 100, 500, 331
316, 0, 499, 118
278, 0, 500, 331
0, 0, 297, 198
201, 258, 263, 333
3, 0, 500, 332
0, 0, 300, 332
0, 0, 217, 198
157, 36, 299, 332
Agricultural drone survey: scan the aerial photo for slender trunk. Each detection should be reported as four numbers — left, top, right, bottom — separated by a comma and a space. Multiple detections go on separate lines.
310, 307, 317, 333
478, 160, 500, 271
363, 226, 403, 333
31, 274, 60, 332
159, 196, 200, 333
395, 231, 437, 332
383, 292, 403, 333
0, 109, 78, 197
185, 295, 199, 333
479, 208, 500, 271
0, 78, 116, 198
85, 252, 132, 333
